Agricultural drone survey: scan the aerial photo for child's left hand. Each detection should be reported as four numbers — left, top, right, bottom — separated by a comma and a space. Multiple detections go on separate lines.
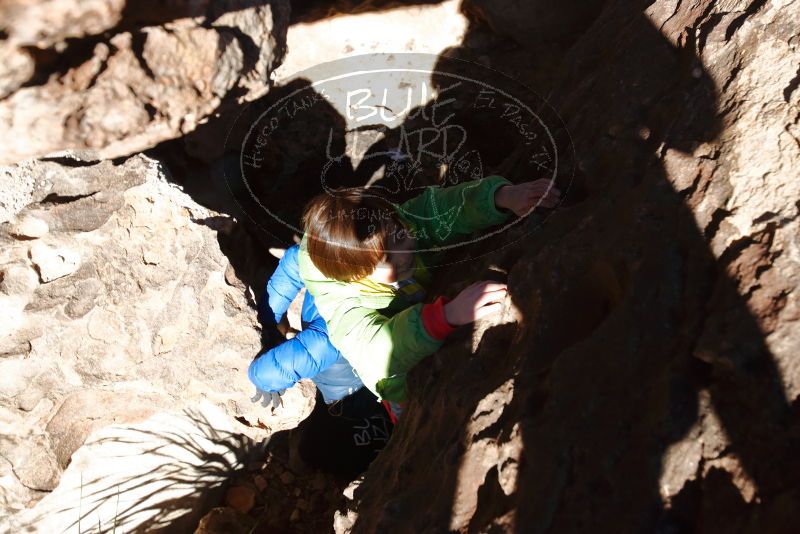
251, 387, 285, 410
494, 179, 561, 217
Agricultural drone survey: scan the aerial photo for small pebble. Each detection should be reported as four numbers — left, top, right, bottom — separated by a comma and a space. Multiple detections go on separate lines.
254, 475, 268, 491
17, 388, 44, 412
0, 264, 39, 295
29, 243, 80, 282
10, 215, 48, 239
225, 485, 256, 514
343, 478, 362, 500
280, 471, 295, 485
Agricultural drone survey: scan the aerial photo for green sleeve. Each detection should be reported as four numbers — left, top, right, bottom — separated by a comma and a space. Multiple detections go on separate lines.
322, 298, 442, 402
396, 175, 513, 250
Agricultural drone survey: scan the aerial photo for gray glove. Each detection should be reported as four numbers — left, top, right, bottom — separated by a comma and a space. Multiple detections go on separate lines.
251, 387, 285, 410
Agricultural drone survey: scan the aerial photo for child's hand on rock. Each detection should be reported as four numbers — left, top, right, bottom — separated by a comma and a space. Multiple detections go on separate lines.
494, 179, 561, 217
444, 281, 508, 326
251, 387, 285, 411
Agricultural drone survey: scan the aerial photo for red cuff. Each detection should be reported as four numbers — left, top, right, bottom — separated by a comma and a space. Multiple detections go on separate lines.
382, 400, 398, 425
421, 296, 456, 341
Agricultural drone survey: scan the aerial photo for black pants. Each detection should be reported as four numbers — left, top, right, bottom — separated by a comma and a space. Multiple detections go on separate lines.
297, 387, 394, 479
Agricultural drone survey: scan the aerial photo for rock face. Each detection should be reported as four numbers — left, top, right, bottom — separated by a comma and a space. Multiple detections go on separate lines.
13, 401, 260, 533
0, 0, 290, 165
339, 0, 800, 532
0, 154, 314, 527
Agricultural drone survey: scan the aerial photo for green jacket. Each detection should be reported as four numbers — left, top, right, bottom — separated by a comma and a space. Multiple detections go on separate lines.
298, 175, 512, 402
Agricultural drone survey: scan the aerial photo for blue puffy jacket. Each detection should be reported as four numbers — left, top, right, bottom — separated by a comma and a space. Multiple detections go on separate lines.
247, 244, 364, 404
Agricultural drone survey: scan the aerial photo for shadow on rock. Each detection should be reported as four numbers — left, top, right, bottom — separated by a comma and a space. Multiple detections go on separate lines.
341, 1, 800, 533
13, 402, 265, 534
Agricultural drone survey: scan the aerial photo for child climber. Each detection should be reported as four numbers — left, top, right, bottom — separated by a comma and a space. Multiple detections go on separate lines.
297, 174, 560, 417
248, 245, 395, 478
249, 244, 364, 405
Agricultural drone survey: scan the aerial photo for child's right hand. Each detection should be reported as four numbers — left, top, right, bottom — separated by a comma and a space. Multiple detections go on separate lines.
444, 281, 508, 326
494, 179, 561, 217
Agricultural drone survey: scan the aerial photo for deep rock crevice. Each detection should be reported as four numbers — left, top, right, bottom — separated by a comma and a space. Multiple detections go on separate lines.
1, 0, 798, 532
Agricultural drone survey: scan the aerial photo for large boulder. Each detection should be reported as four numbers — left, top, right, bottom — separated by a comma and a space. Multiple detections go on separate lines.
0, 154, 314, 526
0, 0, 126, 48
0, 0, 290, 165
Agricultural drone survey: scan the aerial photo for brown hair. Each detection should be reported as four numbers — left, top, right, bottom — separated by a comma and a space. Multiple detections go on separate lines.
302, 188, 404, 282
